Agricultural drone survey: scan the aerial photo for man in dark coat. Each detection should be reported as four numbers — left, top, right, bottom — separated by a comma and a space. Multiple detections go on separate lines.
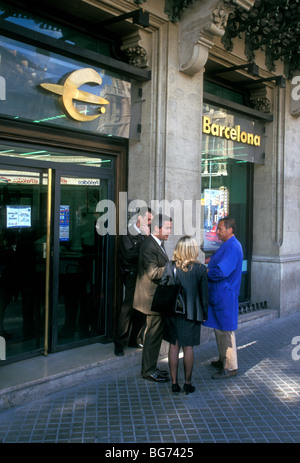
133, 214, 172, 382
203, 217, 243, 379
114, 206, 153, 356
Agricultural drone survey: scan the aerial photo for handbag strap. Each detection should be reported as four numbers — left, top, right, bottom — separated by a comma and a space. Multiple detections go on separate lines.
171, 261, 178, 283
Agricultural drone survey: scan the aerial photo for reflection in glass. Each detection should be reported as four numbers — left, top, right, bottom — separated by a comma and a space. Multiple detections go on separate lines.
201, 104, 256, 302
0, 0, 111, 55
57, 176, 108, 345
202, 103, 265, 164
0, 143, 112, 168
201, 156, 250, 302
0, 34, 131, 138
0, 167, 111, 358
0, 169, 47, 357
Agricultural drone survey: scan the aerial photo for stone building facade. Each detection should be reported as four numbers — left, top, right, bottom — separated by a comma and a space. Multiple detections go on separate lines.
123, 0, 300, 317
0, 0, 299, 363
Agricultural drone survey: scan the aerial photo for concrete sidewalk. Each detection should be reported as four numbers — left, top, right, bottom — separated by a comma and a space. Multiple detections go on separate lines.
0, 310, 299, 443
0, 308, 278, 410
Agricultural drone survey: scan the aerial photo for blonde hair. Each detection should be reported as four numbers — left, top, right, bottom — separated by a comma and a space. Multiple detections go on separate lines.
172, 236, 199, 272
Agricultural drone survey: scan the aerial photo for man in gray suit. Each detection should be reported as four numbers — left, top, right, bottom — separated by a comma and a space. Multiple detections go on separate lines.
133, 214, 172, 382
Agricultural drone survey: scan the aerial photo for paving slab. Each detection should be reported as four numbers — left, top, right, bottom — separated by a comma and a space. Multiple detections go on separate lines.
0, 310, 299, 446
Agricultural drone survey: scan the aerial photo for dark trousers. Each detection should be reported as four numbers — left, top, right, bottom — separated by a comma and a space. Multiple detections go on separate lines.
115, 274, 145, 347
141, 314, 164, 377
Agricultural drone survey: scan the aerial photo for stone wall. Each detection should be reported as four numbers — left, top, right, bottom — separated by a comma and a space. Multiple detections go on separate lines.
252, 80, 300, 315
125, 0, 300, 316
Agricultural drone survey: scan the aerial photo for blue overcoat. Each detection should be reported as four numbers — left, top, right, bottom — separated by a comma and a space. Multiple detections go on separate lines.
203, 236, 243, 331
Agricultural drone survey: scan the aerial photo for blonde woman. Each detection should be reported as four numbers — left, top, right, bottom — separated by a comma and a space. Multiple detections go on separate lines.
163, 236, 208, 393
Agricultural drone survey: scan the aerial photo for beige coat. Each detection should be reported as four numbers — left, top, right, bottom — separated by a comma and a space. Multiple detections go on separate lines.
133, 235, 169, 315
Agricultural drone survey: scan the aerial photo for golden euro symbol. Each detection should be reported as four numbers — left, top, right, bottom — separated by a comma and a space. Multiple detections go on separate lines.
40, 68, 109, 122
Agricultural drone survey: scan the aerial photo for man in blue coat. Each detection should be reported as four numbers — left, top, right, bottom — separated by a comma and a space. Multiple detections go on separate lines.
203, 217, 243, 379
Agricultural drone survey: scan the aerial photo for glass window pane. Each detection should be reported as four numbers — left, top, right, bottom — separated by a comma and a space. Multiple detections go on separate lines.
57, 175, 109, 345
202, 103, 265, 164
201, 157, 250, 302
201, 102, 259, 302
0, 1, 111, 55
0, 143, 112, 168
0, 168, 47, 357
0, 34, 131, 138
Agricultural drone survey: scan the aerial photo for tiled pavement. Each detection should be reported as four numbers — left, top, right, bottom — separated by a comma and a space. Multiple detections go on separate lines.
0, 312, 300, 445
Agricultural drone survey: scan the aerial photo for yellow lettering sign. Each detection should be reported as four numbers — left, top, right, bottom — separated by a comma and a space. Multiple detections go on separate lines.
202, 116, 261, 147
203, 116, 211, 134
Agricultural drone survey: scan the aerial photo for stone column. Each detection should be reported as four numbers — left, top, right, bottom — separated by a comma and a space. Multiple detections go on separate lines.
251, 79, 300, 316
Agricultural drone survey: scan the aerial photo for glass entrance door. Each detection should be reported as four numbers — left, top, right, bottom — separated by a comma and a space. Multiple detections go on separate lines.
53, 172, 111, 350
0, 166, 113, 361
0, 167, 48, 358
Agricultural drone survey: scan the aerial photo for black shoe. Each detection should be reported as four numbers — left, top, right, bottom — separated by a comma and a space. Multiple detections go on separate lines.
128, 342, 143, 348
143, 371, 170, 382
114, 343, 124, 356
211, 359, 223, 369
211, 369, 237, 380
171, 383, 181, 393
154, 368, 169, 377
183, 383, 195, 394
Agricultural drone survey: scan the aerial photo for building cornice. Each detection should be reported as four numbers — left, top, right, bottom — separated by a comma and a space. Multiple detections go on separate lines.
177, 0, 255, 76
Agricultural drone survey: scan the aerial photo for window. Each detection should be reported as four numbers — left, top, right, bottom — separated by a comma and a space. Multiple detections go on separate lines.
0, 34, 131, 138
0, 1, 111, 55
201, 102, 264, 302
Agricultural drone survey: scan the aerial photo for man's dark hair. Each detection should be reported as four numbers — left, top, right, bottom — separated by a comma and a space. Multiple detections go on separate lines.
150, 213, 172, 231
219, 217, 236, 234
137, 206, 153, 218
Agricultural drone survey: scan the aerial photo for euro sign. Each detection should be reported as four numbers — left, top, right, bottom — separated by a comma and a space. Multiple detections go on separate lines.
40, 68, 109, 122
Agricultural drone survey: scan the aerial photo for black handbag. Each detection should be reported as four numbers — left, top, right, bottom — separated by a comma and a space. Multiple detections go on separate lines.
151, 262, 186, 316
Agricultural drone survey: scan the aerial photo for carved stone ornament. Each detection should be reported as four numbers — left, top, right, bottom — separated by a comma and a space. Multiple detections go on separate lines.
210, 1, 236, 35
124, 46, 148, 68
248, 85, 272, 113
222, 0, 300, 80
121, 32, 148, 68
179, 0, 255, 76
251, 97, 271, 112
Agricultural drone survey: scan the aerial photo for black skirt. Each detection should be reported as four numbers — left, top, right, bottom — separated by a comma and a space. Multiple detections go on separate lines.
163, 315, 201, 347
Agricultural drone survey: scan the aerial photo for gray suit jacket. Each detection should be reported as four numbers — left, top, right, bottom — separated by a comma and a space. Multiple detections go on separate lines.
133, 235, 169, 315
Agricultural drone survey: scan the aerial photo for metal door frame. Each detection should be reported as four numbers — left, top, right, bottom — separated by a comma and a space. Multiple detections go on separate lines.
0, 154, 116, 362
0, 124, 127, 364
49, 166, 115, 354
0, 163, 49, 363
